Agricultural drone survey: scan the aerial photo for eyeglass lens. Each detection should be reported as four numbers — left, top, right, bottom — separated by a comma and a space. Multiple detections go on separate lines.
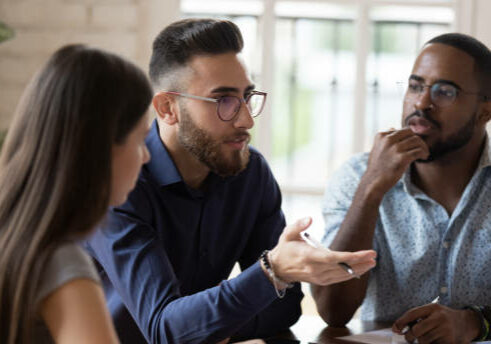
217, 93, 265, 120
430, 83, 457, 106
407, 81, 457, 107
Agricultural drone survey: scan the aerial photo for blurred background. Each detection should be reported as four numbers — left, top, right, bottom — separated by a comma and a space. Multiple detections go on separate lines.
1, 0, 490, 315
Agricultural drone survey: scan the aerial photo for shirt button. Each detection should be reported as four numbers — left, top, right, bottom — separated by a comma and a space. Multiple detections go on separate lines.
442, 241, 450, 249
440, 286, 448, 294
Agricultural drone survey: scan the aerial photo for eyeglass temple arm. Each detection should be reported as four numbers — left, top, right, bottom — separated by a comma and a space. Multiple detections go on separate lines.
162, 91, 218, 103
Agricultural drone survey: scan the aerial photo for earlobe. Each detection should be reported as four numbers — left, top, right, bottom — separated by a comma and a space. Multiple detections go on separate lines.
153, 93, 178, 125
479, 104, 491, 124
481, 111, 491, 123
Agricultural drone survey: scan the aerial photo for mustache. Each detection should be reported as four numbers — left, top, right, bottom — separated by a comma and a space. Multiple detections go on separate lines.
225, 132, 251, 142
404, 109, 440, 129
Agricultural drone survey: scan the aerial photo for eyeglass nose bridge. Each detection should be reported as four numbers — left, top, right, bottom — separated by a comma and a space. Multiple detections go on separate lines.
411, 83, 437, 107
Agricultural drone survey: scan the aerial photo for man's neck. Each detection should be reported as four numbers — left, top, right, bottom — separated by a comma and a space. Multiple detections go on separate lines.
411, 133, 487, 215
160, 126, 210, 190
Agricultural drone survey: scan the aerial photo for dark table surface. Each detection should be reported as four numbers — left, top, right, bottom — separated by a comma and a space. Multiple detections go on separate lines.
267, 315, 392, 344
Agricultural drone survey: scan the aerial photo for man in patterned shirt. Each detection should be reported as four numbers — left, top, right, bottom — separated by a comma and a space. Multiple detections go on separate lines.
312, 33, 491, 343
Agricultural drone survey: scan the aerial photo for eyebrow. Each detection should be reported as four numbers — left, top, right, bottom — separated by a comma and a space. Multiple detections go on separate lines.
409, 74, 462, 90
210, 84, 256, 94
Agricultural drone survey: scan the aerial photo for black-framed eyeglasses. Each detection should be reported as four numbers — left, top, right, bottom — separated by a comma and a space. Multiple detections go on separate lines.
400, 80, 488, 108
162, 90, 267, 121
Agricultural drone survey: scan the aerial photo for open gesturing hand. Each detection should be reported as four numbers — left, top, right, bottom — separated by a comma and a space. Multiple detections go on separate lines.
268, 218, 377, 285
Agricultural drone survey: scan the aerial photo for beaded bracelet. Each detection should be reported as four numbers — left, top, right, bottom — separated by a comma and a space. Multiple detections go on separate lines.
259, 250, 294, 299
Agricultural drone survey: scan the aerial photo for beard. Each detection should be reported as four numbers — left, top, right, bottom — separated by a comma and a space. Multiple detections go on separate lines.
404, 110, 477, 163
177, 107, 250, 177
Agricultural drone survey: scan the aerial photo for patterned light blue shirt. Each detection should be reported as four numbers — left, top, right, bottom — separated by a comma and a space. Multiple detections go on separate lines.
322, 139, 491, 322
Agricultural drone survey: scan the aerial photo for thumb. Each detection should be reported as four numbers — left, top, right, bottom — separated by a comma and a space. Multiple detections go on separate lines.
283, 217, 312, 241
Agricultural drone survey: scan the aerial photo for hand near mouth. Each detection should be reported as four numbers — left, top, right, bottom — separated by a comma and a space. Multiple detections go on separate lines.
362, 128, 430, 199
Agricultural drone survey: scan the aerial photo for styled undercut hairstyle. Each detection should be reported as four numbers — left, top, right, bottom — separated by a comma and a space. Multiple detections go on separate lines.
427, 33, 491, 99
149, 18, 244, 90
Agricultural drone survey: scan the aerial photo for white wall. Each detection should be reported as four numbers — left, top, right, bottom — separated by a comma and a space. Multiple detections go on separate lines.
0, 0, 180, 130
2, 0, 491, 131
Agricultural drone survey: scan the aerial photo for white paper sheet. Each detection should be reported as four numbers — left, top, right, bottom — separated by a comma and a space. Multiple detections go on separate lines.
340, 328, 491, 344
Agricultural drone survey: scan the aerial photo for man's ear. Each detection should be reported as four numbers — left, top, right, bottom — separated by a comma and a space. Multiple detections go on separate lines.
478, 99, 491, 125
153, 92, 179, 125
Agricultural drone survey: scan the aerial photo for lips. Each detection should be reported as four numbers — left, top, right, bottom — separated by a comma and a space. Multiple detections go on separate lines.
224, 134, 250, 150
407, 117, 434, 135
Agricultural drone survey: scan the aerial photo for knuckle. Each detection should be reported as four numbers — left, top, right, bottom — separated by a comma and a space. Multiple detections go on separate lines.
303, 265, 314, 276
321, 276, 335, 285
392, 158, 404, 171
412, 149, 423, 158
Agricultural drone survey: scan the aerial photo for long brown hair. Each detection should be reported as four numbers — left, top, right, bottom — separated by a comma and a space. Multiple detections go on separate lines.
0, 44, 152, 343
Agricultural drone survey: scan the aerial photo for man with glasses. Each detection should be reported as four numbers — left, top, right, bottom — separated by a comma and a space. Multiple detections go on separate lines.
313, 33, 491, 343
84, 18, 376, 343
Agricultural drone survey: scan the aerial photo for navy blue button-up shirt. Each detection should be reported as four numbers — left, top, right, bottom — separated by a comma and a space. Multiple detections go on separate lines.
84, 121, 303, 343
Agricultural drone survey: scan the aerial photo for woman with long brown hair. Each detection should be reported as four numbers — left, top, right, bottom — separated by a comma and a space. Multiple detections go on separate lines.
0, 44, 153, 343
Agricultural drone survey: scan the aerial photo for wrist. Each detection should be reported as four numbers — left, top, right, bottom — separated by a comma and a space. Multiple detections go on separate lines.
464, 306, 489, 341
258, 250, 293, 298
358, 176, 387, 204
268, 247, 289, 284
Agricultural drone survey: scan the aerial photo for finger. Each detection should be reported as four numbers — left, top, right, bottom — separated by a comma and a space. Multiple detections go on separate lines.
309, 258, 376, 285
379, 127, 397, 135
396, 135, 428, 153
385, 127, 417, 141
411, 313, 439, 337
328, 249, 378, 264
283, 217, 312, 241
314, 267, 364, 285
402, 146, 429, 162
404, 329, 416, 343
350, 260, 377, 276
394, 304, 434, 332
412, 318, 440, 344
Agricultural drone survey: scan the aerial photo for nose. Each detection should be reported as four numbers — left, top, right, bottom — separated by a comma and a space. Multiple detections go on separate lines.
233, 100, 254, 130
415, 85, 434, 111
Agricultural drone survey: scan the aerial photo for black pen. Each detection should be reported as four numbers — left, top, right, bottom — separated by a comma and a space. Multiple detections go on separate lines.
300, 231, 360, 279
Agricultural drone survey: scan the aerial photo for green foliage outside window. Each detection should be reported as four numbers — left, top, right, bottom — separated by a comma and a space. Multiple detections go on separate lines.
0, 130, 7, 152
0, 21, 14, 43
272, 89, 313, 158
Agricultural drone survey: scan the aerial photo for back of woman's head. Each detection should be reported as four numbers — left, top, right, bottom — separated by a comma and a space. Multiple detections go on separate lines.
0, 44, 152, 343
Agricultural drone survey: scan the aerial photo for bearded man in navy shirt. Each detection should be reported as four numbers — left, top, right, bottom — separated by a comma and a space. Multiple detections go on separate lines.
85, 18, 376, 344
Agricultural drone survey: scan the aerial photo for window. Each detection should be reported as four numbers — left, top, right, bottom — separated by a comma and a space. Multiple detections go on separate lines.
180, 0, 455, 237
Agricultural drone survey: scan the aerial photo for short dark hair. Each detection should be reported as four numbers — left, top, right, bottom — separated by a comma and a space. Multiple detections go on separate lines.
426, 32, 491, 98
149, 18, 244, 88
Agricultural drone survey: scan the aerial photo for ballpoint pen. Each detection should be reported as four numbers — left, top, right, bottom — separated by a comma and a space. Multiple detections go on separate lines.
401, 296, 440, 335
300, 231, 360, 279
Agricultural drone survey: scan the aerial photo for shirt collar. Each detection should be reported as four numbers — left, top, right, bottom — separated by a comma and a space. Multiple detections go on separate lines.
401, 135, 491, 196
145, 120, 182, 187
